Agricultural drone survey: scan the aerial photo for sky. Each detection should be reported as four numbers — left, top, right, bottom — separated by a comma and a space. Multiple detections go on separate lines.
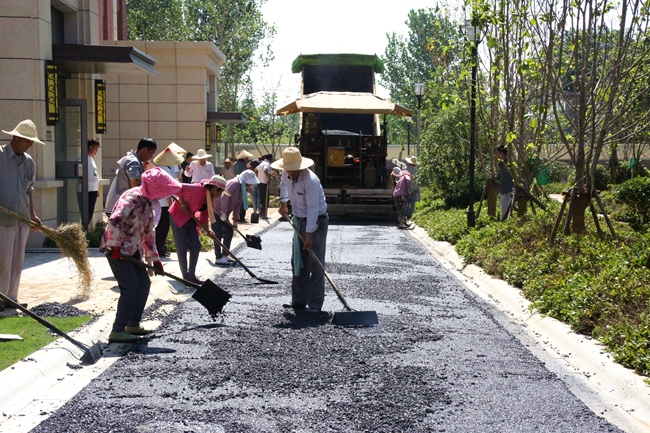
250, 0, 437, 107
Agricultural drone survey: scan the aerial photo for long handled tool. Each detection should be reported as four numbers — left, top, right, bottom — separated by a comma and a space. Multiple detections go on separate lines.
285, 217, 378, 326
0, 292, 103, 364
120, 255, 231, 319
229, 222, 262, 250
175, 198, 277, 285
206, 190, 261, 250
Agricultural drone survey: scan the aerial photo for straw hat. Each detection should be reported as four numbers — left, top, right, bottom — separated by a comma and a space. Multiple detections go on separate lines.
166, 142, 186, 156
405, 155, 417, 165
223, 157, 232, 163
3, 119, 45, 145
192, 149, 211, 160
153, 145, 185, 167
202, 175, 227, 190
236, 150, 254, 160
271, 147, 314, 171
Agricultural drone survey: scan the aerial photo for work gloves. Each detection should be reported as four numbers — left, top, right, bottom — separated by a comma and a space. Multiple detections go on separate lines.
111, 247, 121, 260
152, 261, 164, 276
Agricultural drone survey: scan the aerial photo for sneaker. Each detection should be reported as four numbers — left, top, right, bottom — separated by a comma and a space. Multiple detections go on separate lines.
215, 257, 231, 265
282, 303, 306, 309
108, 331, 142, 343
125, 325, 154, 336
225, 256, 236, 263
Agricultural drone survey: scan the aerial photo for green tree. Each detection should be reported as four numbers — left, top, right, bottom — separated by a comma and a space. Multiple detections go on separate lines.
381, 6, 464, 154
127, 0, 275, 153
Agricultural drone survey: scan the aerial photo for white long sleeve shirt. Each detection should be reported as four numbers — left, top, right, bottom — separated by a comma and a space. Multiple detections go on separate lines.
279, 169, 327, 233
184, 160, 215, 183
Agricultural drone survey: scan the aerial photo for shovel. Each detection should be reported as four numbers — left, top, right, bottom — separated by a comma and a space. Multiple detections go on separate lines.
0, 292, 103, 364
174, 197, 278, 285
120, 255, 231, 319
284, 217, 378, 326
231, 223, 262, 250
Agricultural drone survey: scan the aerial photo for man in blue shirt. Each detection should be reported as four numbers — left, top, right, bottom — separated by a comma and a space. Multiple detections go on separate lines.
272, 147, 328, 313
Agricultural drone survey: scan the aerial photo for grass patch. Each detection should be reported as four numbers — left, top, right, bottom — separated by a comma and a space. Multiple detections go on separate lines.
0, 315, 93, 371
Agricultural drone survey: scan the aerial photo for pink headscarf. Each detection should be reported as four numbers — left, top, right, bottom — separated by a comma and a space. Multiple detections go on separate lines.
139, 167, 182, 200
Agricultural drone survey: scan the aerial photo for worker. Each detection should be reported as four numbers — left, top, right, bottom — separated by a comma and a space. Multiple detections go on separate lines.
0, 119, 44, 312
219, 169, 259, 261
392, 167, 412, 229
184, 149, 215, 183
202, 175, 232, 266
234, 150, 254, 221
100, 167, 182, 343
105, 137, 158, 215
272, 147, 328, 313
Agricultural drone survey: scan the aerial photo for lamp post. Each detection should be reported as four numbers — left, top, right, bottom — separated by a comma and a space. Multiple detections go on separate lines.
414, 82, 424, 157
465, 19, 478, 228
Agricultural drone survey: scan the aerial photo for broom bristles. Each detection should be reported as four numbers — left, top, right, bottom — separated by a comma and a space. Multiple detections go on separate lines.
41, 223, 93, 299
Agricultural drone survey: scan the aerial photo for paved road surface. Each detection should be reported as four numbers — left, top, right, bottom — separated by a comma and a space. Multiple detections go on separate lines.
31, 221, 622, 432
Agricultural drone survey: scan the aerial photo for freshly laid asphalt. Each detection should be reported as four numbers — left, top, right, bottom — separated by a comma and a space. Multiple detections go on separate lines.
2, 212, 650, 432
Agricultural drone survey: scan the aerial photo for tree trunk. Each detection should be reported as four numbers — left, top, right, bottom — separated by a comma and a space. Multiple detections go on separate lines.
516, 192, 528, 218
571, 188, 591, 234
486, 178, 498, 217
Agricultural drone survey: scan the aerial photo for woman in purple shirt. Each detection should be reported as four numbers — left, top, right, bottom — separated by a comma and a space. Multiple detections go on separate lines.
392, 167, 412, 229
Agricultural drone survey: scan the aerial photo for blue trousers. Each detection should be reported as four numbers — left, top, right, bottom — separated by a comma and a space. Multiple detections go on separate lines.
171, 218, 201, 280
106, 252, 151, 332
211, 219, 233, 258
291, 214, 328, 309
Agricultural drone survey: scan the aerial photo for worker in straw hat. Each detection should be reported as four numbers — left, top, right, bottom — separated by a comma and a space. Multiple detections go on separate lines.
201, 175, 232, 265
271, 147, 328, 313
152, 143, 186, 257
0, 119, 44, 312
184, 148, 215, 183
217, 169, 259, 265
404, 155, 419, 221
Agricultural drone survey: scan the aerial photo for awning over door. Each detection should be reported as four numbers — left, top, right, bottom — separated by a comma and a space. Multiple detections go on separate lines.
276, 91, 413, 117
207, 111, 248, 124
52, 44, 157, 75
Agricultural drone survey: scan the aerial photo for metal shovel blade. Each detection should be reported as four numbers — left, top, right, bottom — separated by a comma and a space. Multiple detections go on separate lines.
245, 234, 262, 250
192, 279, 232, 319
79, 342, 104, 365
331, 310, 379, 326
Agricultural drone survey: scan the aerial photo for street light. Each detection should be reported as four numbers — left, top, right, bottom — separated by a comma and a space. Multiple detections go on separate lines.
465, 19, 478, 228
414, 82, 424, 157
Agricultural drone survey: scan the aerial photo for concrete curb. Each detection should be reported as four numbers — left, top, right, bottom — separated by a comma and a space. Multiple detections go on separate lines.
409, 224, 650, 433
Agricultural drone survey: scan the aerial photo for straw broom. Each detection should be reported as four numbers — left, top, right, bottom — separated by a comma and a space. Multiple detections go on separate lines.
0, 205, 92, 298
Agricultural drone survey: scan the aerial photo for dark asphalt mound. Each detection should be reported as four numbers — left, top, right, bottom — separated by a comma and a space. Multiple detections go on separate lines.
30, 302, 90, 318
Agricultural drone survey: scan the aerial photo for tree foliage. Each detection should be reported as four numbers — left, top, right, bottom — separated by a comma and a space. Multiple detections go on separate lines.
380, 6, 464, 149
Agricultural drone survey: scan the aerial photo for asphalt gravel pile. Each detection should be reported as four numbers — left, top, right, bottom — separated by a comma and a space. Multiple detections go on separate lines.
30, 302, 91, 318
32, 222, 622, 432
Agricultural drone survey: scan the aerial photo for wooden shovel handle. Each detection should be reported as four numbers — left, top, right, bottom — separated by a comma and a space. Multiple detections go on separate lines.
285, 217, 352, 311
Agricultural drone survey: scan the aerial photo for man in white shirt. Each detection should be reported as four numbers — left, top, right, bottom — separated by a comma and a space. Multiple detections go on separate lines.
255, 153, 276, 218
184, 149, 215, 183
272, 147, 328, 313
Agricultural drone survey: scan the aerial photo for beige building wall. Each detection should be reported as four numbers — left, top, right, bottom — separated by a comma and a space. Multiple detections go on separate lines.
1, 1, 227, 247
101, 41, 226, 183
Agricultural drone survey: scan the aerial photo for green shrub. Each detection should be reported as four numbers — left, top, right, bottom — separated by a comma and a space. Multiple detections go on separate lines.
592, 164, 610, 191
545, 161, 575, 184
614, 177, 650, 229
440, 173, 485, 209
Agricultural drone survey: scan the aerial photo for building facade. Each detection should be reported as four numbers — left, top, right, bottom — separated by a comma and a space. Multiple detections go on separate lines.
0, 0, 235, 247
